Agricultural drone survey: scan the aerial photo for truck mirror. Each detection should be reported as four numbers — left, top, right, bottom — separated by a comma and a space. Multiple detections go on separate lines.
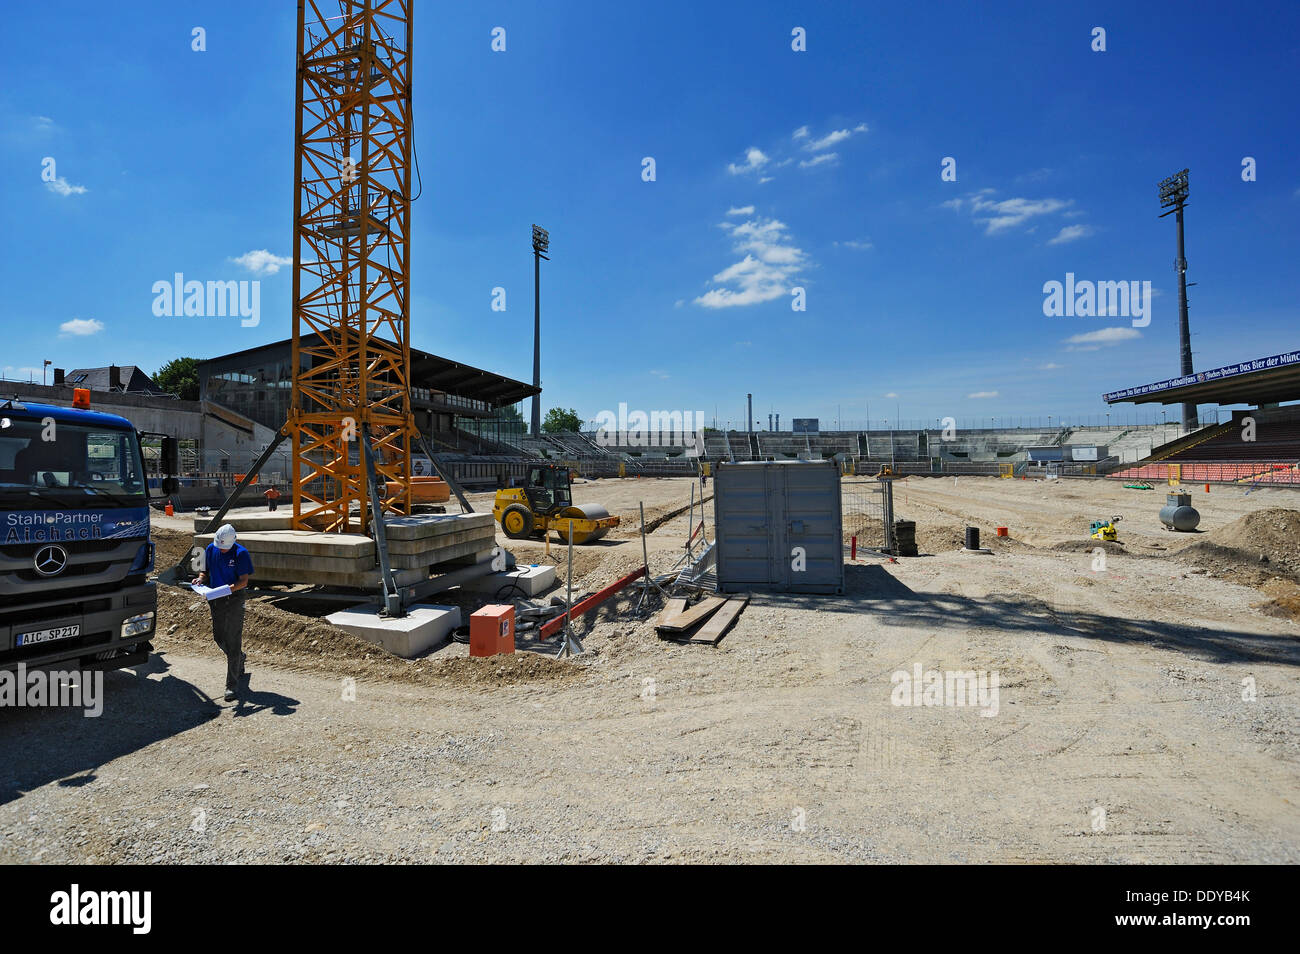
161, 437, 179, 475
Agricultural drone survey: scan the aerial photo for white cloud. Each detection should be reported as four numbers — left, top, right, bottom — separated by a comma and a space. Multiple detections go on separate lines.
1047, 224, 1095, 245
945, 189, 1073, 234
792, 126, 809, 140
799, 152, 838, 169
1064, 327, 1140, 351
805, 129, 852, 152
60, 318, 104, 336
884, 392, 899, 399
1038, 362, 1063, 370
694, 213, 808, 309
231, 249, 293, 275
726, 147, 769, 176
649, 369, 670, 380
45, 177, 87, 197
966, 390, 999, 399
726, 205, 755, 217
835, 239, 873, 251
758, 176, 773, 184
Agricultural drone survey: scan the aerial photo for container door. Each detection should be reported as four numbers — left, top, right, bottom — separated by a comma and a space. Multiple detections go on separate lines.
716, 464, 774, 586
784, 463, 840, 590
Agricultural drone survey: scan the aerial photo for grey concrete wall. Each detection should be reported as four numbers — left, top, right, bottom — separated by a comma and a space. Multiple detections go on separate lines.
3, 381, 202, 439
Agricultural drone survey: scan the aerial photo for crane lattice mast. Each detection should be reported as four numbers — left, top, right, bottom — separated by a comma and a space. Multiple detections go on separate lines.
289, 0, 414, 533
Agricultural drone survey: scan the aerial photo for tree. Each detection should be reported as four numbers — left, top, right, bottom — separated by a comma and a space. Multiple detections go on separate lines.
154, 357, 200, 401
542, 407, 583, 433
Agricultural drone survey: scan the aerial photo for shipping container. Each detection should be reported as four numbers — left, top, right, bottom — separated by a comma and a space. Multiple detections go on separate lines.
713, 460, 844, 594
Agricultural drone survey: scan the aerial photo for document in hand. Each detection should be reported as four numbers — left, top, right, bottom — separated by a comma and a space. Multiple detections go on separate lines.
191, 583, 233, 601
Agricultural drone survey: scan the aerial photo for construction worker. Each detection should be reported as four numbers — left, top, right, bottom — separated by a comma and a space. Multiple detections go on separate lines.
263, 485, 282, 511
192, 523, 254, 702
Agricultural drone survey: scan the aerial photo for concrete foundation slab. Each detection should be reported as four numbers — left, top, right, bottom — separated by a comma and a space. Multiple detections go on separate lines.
194, 530, 375, 559
384, 513, 494, 540
389, 537, 494, 570
459, 564, 557, 597
386, 523, 494, 550
193, 514, 294, 533
326, 603, 462, 657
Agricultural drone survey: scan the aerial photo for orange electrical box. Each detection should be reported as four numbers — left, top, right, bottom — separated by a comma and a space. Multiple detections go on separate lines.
469, 604, 515, 657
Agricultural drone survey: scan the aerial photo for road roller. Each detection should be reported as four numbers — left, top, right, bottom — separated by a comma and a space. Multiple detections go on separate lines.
493, 464, 620, 544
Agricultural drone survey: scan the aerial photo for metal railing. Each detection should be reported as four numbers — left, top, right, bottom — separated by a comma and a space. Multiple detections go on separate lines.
1108, 460, 1300, 486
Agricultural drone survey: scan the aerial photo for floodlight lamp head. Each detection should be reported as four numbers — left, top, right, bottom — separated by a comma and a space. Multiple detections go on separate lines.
531, 224, 549, 254
1158, 169, 1189, 208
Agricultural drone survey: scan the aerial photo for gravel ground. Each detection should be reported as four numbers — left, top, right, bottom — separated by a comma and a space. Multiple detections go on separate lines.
2, 476, 1297, 863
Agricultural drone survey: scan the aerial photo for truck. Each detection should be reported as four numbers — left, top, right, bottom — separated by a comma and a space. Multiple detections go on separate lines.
0, 392, 178, 675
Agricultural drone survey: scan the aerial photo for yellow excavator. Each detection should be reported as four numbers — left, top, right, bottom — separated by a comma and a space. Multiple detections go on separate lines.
494, 463, 620, 544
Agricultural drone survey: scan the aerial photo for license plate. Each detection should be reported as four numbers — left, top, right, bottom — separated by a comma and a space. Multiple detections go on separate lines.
16, 624, 80, 647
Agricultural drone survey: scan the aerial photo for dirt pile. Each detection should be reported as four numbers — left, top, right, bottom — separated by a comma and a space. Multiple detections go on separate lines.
153, 584, 584, 689
151, 527, 195, 575
1173, 508, 1300, 587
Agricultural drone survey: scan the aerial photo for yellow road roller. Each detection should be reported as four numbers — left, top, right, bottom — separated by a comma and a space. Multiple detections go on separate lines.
493, 464, 620, 544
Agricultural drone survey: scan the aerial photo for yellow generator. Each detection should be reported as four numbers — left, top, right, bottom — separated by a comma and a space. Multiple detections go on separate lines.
494, 464, 620, 544
1089, 515, 1122, 542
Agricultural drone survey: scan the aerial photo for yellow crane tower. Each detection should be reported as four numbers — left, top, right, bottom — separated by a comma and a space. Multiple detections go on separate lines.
288, 0, 416, 534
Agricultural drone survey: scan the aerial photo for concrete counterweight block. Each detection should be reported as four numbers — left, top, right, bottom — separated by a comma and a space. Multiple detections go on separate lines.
326, 603, 462, 658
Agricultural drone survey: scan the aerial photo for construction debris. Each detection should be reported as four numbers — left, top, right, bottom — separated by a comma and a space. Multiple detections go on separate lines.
685, 595, 749, 645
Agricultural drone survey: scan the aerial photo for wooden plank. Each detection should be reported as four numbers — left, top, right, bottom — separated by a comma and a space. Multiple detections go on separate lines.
688, 595, 748, 645
656, 595, 726, 634
657, 598, 688, 627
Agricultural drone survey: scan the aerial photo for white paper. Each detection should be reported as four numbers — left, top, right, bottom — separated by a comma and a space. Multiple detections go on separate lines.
190, 583, 232, 601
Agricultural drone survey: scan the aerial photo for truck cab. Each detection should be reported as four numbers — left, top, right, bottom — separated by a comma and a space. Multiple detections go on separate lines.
0, 398, 165, 673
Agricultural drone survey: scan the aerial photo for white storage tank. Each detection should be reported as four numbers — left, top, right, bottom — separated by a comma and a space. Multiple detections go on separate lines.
713, 460, 844, 594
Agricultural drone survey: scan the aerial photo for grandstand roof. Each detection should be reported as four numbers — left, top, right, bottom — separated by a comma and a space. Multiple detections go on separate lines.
198, 336, 538, 409
1103, 349, 1300, 407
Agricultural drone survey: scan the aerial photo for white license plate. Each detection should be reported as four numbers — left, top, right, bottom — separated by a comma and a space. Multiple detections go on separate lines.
16, 624, 80, 647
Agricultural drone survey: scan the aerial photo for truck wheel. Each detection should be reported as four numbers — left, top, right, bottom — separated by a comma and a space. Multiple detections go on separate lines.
501, 504, 534, 539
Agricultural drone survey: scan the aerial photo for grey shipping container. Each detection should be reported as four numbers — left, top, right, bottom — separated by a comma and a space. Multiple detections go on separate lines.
713, 460, 844, 594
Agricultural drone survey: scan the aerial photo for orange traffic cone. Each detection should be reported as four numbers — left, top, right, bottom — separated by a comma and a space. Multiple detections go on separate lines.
164, 498, 174, 516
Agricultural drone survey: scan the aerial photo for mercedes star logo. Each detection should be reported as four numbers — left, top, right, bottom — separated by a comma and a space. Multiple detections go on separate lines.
33, 544, 69, 577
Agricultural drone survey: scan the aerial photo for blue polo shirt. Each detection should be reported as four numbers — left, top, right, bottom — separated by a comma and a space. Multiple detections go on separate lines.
205, 542, 254, 588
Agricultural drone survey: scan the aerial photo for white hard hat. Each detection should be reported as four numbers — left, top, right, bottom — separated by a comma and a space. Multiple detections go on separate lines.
214, 524, 237, 548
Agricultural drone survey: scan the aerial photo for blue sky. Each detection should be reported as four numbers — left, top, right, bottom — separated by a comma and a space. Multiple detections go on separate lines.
2, 0, 1297, 430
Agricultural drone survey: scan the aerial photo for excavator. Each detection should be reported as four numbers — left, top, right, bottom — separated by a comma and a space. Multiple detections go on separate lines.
494, 463, 619, 544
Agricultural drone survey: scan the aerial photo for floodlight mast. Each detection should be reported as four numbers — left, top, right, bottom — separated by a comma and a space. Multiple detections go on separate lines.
531, 224, 549, 437
1158, 169, 1197, 432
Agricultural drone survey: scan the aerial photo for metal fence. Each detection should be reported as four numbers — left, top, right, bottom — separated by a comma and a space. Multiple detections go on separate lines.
841, 477, 894, 554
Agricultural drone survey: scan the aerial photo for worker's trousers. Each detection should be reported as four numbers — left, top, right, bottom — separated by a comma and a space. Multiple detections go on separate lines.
209, 591, 247, 692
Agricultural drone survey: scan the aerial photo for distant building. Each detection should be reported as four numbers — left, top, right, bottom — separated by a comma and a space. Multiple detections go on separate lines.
61, 365, 172, 397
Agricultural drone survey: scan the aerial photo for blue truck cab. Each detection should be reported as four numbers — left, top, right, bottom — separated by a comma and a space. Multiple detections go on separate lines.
0, 398, 167, 673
